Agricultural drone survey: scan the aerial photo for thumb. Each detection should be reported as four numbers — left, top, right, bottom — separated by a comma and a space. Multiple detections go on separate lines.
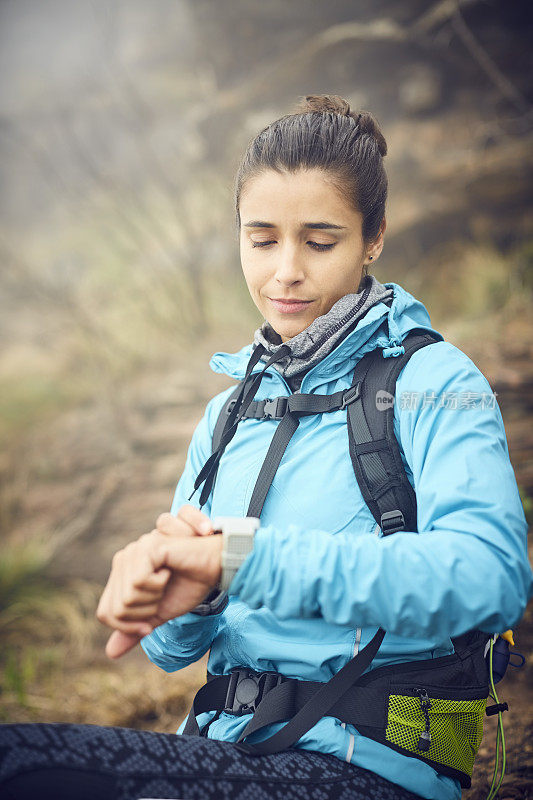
105, 628, 151, 660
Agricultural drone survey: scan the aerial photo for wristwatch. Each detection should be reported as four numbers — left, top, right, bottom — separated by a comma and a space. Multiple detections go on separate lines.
215, 516, 261, 592
190, 516, 260, 615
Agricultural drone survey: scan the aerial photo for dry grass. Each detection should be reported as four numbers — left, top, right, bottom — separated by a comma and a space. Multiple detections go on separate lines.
0, 567, 206, 731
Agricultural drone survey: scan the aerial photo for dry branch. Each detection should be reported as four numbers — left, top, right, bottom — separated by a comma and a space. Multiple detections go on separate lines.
191, 0, 484, 118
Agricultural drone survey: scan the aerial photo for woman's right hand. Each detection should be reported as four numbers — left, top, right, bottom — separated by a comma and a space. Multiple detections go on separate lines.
96, 505, 215, 659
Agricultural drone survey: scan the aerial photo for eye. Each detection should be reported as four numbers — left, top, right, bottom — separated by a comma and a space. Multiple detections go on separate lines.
308, 242, 335, 251
251, 240, 336, 251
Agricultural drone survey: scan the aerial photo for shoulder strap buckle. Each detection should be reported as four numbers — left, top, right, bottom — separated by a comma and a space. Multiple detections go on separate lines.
340, 382, 361, 410
380, 509, 406, 535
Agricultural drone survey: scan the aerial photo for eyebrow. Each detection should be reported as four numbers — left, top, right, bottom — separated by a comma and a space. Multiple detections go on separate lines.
243, 221, 347, 230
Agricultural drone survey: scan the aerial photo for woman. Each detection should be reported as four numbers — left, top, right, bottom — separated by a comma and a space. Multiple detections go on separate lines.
1, 94, 531, 800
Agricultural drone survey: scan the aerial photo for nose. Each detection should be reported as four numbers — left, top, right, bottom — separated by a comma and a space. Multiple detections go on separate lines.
274, 243, 305, 287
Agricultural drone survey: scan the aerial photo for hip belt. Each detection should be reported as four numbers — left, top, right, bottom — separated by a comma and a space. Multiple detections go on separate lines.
182, 628, 490, 789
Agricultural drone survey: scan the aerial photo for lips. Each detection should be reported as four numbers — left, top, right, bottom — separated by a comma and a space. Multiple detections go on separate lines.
269, 298, 313, 314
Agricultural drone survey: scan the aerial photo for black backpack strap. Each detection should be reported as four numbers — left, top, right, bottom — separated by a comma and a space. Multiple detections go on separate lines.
212, 386, 362, 519
211, 331, 440, 531
212, 383, 244, 454
347, 330, 441, 535
245, 390, 359, 519
192, 344, 292, 507
213, 390, 292, 453
181, 632, 387, 741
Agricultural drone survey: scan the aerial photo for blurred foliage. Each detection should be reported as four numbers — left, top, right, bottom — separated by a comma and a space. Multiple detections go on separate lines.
419, 239, 533, 331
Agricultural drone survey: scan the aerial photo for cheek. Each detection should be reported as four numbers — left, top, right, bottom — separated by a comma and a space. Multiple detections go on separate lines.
242, 257, 269, 290
315, 263, 349, 295
327, 253, 361, 289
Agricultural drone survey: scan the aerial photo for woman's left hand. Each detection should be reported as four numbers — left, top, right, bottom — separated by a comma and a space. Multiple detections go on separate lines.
97, 508, 223, 659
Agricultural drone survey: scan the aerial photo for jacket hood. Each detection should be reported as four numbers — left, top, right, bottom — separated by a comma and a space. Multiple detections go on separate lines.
209, 282, 444, 386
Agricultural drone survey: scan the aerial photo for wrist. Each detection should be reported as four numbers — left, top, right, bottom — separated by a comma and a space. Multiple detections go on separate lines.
184, 535, 225, 617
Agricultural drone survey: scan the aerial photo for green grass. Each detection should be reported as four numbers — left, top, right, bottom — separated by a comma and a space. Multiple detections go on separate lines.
0, 536, 53, 611
0, 373, 86, 451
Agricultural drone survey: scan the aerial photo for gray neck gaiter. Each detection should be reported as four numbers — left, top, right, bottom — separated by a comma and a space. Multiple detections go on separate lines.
253, 273, 393, 391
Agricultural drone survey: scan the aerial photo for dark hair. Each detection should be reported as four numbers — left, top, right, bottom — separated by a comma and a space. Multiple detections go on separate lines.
234, 94, 388, 249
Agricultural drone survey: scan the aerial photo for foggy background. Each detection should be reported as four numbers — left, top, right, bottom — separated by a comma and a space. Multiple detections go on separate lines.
1, 2, 531, 794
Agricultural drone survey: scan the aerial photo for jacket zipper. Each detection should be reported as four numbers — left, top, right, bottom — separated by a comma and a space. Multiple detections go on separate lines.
392, 683, 487, 701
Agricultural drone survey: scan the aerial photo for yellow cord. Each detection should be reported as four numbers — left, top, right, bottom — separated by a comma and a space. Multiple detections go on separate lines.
486, 638, 507, 800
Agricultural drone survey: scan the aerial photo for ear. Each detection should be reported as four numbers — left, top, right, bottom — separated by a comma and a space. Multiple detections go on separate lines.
366, 216, 386, 263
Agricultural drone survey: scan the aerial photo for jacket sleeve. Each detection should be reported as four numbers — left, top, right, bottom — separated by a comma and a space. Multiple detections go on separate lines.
230, 342, 533, 640
140, 386, 234, 672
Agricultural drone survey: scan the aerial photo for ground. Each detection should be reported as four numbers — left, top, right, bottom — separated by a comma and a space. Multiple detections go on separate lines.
1, 321, 532, 799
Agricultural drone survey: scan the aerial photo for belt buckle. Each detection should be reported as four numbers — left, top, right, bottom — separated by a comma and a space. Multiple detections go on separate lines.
224, 669, 285, 715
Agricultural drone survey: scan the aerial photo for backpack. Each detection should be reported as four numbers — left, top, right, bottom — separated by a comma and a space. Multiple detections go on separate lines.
184, 329, 494, 788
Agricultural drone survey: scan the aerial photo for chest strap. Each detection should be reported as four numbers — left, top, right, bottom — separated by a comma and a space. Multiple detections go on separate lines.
210, 330, 439, 528
243, 386, 362, 519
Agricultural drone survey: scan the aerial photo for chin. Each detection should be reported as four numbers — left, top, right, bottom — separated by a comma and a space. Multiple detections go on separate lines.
278, 324, 306, 341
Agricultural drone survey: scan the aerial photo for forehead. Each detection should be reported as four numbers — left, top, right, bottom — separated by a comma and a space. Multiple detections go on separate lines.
240, 168, 361, 226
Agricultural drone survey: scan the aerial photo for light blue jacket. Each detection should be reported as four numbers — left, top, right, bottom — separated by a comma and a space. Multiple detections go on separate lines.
141, 282, 532, 800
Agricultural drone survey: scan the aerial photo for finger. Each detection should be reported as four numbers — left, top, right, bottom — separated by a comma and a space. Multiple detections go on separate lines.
104, 617, 157, 635
123, 585, 163, 605
102, 552, 123, 629
155, 513, 194, 538
176, 504, 214, 535
136, 567, 172, 592
98, 552, 122, 624
126, 539, 164, 599
110, 547, 159, 622
96, 581, 112, 624
105, 630, 148, 660
114, 550, 131, 629
116, 601, 160, 620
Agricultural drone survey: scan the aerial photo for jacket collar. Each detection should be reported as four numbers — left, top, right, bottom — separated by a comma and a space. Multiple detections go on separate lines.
209, 282, 444, 390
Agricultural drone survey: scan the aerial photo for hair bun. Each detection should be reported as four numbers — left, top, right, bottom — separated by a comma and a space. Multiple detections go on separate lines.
294, 95, 387, 157
356, 110, 387, 157
295, 94, 351, 116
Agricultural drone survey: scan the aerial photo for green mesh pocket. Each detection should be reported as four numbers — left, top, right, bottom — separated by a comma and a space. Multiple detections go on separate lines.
386, 693, 486, 777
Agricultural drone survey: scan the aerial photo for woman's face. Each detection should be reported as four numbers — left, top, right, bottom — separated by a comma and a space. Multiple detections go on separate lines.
239, 168, 385, 342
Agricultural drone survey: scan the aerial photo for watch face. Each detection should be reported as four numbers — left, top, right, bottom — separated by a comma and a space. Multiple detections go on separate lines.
213, 516, 261, 534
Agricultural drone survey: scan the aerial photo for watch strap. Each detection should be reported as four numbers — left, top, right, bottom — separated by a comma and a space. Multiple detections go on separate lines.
190, 586, 228, 616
